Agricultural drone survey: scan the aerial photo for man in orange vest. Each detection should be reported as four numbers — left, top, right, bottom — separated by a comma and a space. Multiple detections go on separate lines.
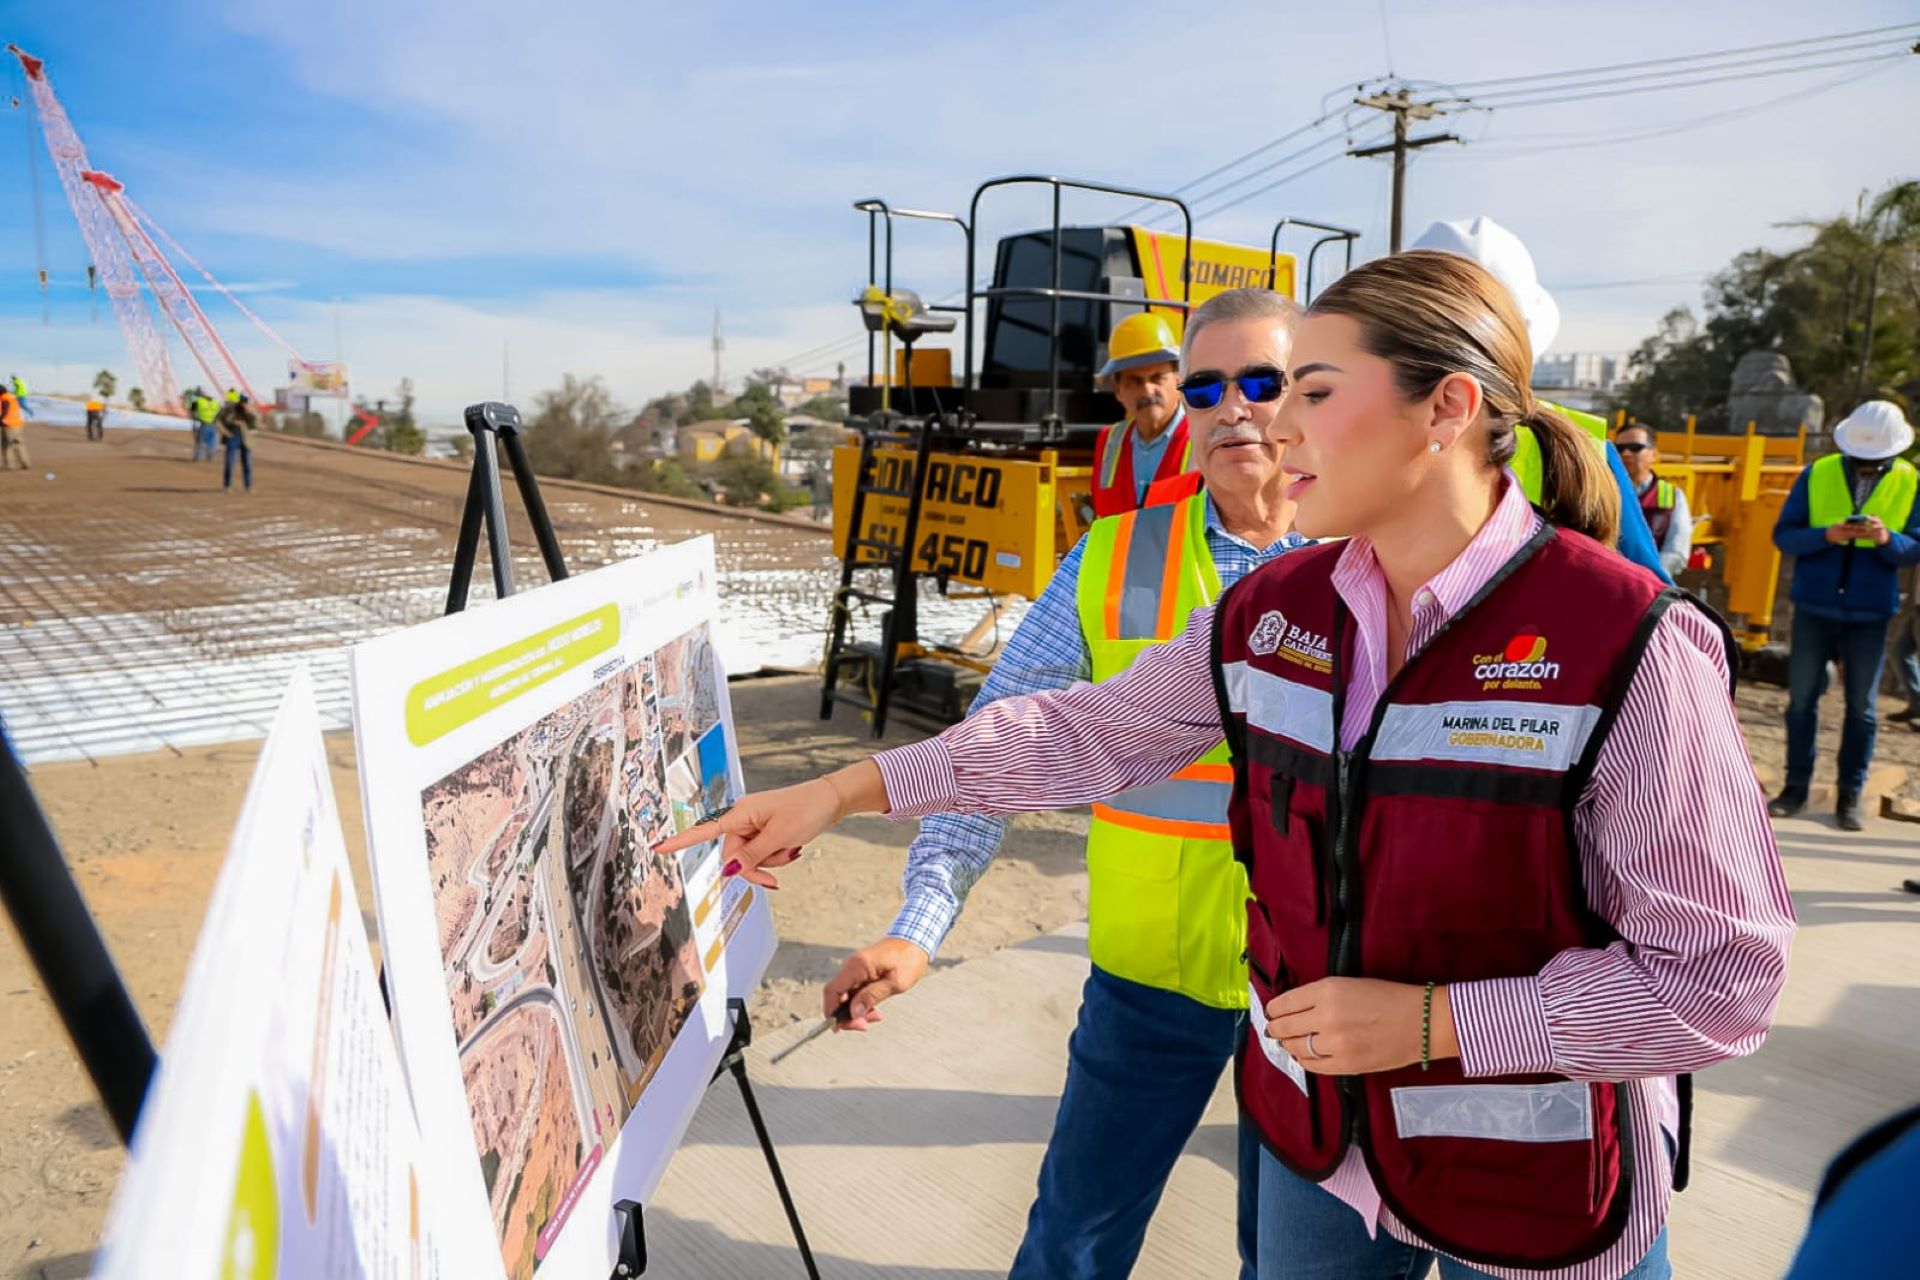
0, 384, 27, 471
1089, 312, 1201, 518
85, 396, 106, 442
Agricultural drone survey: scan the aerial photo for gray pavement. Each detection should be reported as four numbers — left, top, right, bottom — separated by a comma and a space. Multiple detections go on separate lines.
650, 814, 1920, 1279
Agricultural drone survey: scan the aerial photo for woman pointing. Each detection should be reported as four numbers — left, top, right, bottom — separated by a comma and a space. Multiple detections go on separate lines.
659, 252, 1793, 1280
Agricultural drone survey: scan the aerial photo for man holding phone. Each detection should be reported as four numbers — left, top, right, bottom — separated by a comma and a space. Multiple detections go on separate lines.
1770, 401, 1920, 829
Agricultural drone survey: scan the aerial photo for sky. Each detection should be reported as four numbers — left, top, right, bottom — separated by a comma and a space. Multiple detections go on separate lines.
1, 0, 1916, 421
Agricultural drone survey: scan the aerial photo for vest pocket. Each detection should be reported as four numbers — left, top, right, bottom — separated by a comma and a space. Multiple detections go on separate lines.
1377, 1078, 1606, 1221
1389, 1082, 1591, 1143
1247, 770, 1325, 925
1085, 836, 1182, 988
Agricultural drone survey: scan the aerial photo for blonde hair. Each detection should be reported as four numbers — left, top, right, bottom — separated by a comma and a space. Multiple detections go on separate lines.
1307, 251, 1618, 546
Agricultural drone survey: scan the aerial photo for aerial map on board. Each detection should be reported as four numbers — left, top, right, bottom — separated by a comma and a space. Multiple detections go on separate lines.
351, 538, 775, 1280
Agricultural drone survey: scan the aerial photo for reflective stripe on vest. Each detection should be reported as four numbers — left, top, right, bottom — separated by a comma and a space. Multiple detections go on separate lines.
1808, 454, 1918, 548
1077, 491, 1246, 1008
1640, 477, 1677, 545
1090, 409, 1195, 519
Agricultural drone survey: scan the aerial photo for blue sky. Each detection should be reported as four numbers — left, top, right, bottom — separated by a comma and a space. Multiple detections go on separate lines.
2, 0, 1916, 419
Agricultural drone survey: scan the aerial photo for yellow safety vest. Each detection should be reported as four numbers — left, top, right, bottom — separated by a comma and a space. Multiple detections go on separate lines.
1512, 402, 1608, 506
1075, 492, 1247, 1009
1808, 453, 1918, 547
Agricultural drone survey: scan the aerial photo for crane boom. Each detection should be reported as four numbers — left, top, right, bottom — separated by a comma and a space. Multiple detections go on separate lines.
8, 44, 182, 411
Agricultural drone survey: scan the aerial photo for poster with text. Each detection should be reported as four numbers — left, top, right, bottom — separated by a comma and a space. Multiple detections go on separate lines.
97, 669, 447, 1280
350, 536, 774, 1280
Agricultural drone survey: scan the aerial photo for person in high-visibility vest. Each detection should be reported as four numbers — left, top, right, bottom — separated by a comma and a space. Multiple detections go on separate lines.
189, 390, 220, 461
816, 287, 1309, 1280
1409, 217, 1673, 583
1769, 400, 1920, 831
1089, 312, 1202, 518
84, 396, 106, 442
0, 384, 27, 471
1616, 422, 1693, 576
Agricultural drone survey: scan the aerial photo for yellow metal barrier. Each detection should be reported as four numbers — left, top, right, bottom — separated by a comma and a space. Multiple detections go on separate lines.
1651, 417, 1806, 649
832, 444, 1094, 599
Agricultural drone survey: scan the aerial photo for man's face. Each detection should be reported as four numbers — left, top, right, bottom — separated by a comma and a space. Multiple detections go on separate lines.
1114, 362, 1180, 436
1616, 429, 1656, 485
1185, 317, 1292, 508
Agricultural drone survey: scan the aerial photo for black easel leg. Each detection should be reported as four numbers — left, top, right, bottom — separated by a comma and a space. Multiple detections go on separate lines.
445, 449, 489, 614
729, 1056, 822, 1280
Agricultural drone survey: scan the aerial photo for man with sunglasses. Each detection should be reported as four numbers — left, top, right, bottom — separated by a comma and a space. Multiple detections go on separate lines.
823, 287, 1308, 1280
1089, 312, 1203, 518
1617, 423, 1694, 577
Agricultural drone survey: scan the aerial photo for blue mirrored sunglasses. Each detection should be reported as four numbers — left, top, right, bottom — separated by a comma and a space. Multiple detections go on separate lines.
1178, 367, 1287, 411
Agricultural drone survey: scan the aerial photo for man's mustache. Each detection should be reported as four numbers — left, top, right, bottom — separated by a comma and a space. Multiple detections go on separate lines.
1206, 424, 1267, 448
1133, 393, 1166, 411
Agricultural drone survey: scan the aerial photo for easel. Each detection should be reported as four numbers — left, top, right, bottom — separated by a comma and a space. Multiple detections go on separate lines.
444, 404, 820, 1280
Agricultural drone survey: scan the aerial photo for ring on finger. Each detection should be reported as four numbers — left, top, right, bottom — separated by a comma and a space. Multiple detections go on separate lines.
1305, 1031, 1323, 1060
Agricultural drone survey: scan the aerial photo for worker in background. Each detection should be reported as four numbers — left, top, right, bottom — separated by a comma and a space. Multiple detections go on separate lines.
1616, 422, 1693, 576
217, 390, 258, 492
9, 373, 27, 399
1089, 312, 1200, 518
189, 389, 219, 461
0, 382, 27, 471
84, 395, 106, 442
1407, 217, 1672, 583
1769, 400, 1920, 831
818, 288, 1309, 1280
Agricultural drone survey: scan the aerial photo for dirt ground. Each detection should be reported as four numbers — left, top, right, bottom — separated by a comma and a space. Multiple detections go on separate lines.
0, 676, 1092, 1278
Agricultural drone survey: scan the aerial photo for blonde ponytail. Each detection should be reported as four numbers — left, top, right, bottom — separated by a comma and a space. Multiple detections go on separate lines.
1522, 404, 1618, 547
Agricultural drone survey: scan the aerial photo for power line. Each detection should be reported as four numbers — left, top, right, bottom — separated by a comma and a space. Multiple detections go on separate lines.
1466, 49, 1912, 113
1112, 108, 1344, 223
1193, 138, 1390, 222
1465, 36, 1915, 105
1441, 21, 1919, 91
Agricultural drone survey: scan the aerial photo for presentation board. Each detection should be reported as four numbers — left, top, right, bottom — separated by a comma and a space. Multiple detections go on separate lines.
350, 536, 775, 1279
96, 670, 448, 1279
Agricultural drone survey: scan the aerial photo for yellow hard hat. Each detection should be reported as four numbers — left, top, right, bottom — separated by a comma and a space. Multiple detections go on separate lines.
1099, 312, 1181, 378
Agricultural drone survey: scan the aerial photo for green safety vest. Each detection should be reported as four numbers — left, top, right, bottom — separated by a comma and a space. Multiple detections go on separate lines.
1511, 402, 1608, 506
1808, 453, 1918, 547
1075, 492, 1247, 1009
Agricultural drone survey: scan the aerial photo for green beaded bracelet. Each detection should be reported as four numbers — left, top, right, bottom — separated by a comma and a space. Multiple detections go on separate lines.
1421, 981, 1436, 1072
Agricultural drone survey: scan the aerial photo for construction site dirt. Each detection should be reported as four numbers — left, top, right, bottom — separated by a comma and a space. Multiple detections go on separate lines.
5, 422, 1920, 1276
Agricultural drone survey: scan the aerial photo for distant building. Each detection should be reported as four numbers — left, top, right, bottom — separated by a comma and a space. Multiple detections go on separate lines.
1532, 352, 1628, 414
679, 418, 778, 466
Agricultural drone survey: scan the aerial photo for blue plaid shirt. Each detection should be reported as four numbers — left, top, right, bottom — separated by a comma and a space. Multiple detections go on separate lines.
888, 497, 1311, 957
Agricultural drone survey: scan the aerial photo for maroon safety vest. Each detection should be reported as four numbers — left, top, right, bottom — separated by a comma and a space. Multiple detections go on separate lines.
1638, 477, 1676, 546
1091, 410, 1201, 519
1213, 524, 1717, 1270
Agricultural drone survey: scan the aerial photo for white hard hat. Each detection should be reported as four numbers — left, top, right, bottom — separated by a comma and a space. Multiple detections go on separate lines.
1408, 216, 1561, 361
1832, 400, 1914, 461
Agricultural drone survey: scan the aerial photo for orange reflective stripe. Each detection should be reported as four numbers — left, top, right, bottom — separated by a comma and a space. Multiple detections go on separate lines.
1172, 762, 1234, 784
1091, 802, 1231, 841
1155, 495, 1188, 639
1103, 510, 1136, 639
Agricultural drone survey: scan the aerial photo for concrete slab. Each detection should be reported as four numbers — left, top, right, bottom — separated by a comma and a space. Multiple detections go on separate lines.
651, 815, 1920, 1279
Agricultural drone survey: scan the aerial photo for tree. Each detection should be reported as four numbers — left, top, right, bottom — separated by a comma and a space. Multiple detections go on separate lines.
92, 369, 116, 400
684, 380, 716, 423
1614, 180, 1920, 428
703, 452, 804, 511
127, 387, 146, 410
519, 374, 623, 484
797, 394, 847, 422
726, 381, 785, 443
371, 378, 426, 455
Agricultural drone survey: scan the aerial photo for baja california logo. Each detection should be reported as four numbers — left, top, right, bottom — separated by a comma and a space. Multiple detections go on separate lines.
1472, 629, 1561, 688
1249, 610, 1287, 656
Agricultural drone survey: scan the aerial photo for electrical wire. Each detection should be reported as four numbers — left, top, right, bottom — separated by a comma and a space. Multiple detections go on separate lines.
1463, 38, 1915, 106
1439, 21, 1919, 92
1111, 108, 1345, 223
1462, 49, 1912, 113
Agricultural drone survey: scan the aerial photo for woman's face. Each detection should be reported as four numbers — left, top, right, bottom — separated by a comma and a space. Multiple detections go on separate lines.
1273, 312, 1432, 541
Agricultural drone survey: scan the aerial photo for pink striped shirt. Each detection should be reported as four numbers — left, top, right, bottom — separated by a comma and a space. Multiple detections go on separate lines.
875, 477, 1795, 1280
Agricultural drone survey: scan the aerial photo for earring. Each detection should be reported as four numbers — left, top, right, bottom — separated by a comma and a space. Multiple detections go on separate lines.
1428, 441, 1441, 454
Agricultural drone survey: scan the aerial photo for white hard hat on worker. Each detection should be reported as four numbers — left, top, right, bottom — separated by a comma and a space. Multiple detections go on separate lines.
1409, 216, 1560, 361
1832, 400, 1914, 461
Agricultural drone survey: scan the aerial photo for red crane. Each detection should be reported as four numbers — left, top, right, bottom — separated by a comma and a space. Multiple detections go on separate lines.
9, 43, 290, 413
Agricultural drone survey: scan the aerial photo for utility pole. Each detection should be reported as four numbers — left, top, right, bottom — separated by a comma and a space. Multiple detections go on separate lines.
711, 307, 725, 396
1350, 88, 1459, 251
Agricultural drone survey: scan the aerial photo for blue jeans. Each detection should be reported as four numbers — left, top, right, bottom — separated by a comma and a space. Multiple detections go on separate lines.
1010, 966, 1254, 1280
1785, 609, 1891, 793
223, 434, 252, 489
1254, 1146, 1670, 1279
1894, 611, 1920, 709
